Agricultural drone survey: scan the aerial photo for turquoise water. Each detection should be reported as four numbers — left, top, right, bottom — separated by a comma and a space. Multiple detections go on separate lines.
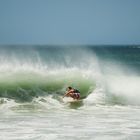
0, 45, 140, 140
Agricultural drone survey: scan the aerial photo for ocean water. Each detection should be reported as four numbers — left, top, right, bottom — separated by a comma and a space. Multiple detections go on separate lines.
0, 45, 140, 140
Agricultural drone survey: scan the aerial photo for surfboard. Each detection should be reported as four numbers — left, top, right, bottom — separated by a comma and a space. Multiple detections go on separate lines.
62, 97, 82, 102
62, 97, 83, 108
67, 99, 84, 109
67, 99, 83, 103
62, 96, 85, 104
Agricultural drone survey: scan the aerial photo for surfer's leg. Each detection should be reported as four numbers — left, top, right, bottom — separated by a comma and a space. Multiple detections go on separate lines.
72, 93, 80, 100
76, 93, 80, 99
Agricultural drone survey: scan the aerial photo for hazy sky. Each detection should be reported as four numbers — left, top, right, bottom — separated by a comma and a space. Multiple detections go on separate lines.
0, 0, 140, 45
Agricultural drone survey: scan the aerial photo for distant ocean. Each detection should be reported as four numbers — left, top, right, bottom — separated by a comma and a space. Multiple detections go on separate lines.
0, 45, 140, 140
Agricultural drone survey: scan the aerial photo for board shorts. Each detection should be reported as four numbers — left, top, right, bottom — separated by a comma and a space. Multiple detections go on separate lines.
73, 92, 80, 99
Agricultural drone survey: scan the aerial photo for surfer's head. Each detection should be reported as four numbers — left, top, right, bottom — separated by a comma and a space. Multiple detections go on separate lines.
67, 86, 72, 91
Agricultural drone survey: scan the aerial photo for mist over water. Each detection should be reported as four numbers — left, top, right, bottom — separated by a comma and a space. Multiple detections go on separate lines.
0, 46, 140, 140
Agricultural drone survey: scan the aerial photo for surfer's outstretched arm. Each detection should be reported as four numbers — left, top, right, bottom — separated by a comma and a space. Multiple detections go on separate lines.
63, 92, 69, 98
63, 90, 73, 98
63, 87, 75, 98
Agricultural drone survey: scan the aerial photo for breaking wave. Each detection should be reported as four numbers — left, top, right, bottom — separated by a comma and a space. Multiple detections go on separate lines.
0, 46, 140, 110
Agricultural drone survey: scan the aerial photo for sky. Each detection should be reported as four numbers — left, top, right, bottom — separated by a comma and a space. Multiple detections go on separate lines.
0, 0, 140, 45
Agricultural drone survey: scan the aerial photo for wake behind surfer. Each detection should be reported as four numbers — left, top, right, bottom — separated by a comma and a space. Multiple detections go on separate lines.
63, 86, 80, 100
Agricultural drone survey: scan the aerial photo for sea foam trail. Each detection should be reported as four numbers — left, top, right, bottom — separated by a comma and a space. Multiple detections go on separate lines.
103, 66, 140, 105
82, 49, 140, 106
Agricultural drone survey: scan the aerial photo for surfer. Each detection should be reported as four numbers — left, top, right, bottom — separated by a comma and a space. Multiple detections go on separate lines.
63, 86, 80, 100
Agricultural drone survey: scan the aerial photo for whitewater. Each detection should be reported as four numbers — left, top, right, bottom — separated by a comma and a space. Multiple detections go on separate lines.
0, 45, 140, 140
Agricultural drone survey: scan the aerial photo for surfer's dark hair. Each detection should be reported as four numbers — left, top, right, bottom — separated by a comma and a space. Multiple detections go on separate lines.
67, 86, 72, 89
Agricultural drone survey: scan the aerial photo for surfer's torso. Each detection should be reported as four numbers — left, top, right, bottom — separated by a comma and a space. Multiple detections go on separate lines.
69, 89, 80, 100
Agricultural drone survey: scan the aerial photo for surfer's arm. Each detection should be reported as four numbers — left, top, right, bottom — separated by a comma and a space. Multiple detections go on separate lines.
63, 90, 73, 98
63, 89, 74, 98
63, 92, 69, 98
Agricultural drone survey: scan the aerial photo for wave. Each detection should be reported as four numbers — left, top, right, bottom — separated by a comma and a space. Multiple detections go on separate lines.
0, 68, 95, 102
0, 46, 139, 109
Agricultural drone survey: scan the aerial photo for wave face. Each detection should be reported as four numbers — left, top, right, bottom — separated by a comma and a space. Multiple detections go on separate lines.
0, 45, 140, 107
